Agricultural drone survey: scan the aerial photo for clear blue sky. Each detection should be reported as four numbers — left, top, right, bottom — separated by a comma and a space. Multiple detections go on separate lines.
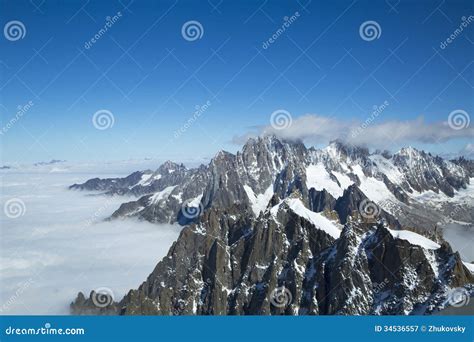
1, 0, 473, 163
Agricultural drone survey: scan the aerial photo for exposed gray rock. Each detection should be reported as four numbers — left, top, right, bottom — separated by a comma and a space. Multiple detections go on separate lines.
69, 137, 474, 315
392, 148, 469, 197
71, 197, 473, 315
70, 137, 472, 233
308, 188, 336, 213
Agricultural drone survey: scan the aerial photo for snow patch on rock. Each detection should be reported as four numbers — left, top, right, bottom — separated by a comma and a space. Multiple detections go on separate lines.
387, 228, 440, 250
286, 198, 341, 239
244, 184, 274, 216
149, 186, 176, 204
306, 164, 344, 198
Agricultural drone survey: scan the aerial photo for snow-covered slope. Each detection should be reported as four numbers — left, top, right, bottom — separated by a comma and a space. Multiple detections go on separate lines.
70, 136, 473, 237
387, 228, 440, 250
68, 136, 474, 316
271, 198, 342, 239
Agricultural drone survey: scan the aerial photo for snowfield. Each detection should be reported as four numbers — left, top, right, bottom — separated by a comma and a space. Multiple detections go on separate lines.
306, 164, 346, 198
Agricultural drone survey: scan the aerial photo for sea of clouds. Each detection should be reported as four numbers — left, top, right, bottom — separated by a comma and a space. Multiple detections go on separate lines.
0, 162, 182, 314
1, 159, 472, 314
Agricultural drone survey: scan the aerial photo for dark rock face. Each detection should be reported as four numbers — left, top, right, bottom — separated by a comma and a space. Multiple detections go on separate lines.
70, 291, 119, 315
69, 161, 190, 197
70, 171, 147, 192
308, 188, 336, 213
69, 137, 472, 231
334, 185, 401, 228
334, 185, 367, 225
69, 137, 474, 315
71, 196, 473, 316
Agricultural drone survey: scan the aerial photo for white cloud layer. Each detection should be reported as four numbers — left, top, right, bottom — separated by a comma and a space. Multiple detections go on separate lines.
0, 171, 181, 314
233, 114, 474, 152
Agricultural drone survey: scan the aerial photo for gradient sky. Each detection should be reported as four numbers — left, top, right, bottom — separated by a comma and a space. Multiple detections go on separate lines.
0, 0, 473, 163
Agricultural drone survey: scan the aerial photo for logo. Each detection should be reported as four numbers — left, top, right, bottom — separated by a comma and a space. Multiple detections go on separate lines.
269, 286, 292, 308
92, 109, 115, 130
4, 21, 26, 41
270, 109, 292, 130
181, 21, 204, 41
359, 21, 382, 41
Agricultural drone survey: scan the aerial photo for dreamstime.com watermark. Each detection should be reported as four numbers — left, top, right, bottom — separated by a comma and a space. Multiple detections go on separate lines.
181, 20, 204, 41
269, 286, 292, 308
3, 20, 26, 41
359, 20, 382, 41
270, 109, 292, 130
440, 16, 474, 50
91, 287, 115, 308
446, 287, 470, 308
4, 323, 85, 336
3, 198, 26, 219
262, 11, 300, 49
351, 100, 389, 139
0, 101, 34, 136
379, 199, 403, 217
373, 278, 389, 294
81, 197, 115, 228
84, 12, 123, 49
0, 278, 34, 313
173, 100, 211, 139
180, 199, 204, 220
437, 206, 464, 226
448, 109, 470, 130
358, 199, 381, 219
92, 109, 115, 130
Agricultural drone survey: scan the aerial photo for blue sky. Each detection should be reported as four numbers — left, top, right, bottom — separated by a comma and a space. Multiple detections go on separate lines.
0, 0, 473, 163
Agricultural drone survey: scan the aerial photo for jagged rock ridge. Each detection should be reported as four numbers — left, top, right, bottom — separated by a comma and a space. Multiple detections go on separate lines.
71, 195, 474, 315
69, 136, 474, 315
70, 136, 473, 232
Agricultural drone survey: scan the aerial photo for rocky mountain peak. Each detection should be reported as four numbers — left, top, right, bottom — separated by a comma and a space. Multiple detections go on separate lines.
70, 135, 473, 231
211, 151, 236, 169
157, 160, 186, 174
323, 140, 370, 164
69, 134, 474, 316
242, 135, 306, 155
391, 145, 470, 196
397, 146, 420, 156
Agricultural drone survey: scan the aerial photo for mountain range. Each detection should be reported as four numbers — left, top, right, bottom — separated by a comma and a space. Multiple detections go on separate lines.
69, 136, 474, 315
